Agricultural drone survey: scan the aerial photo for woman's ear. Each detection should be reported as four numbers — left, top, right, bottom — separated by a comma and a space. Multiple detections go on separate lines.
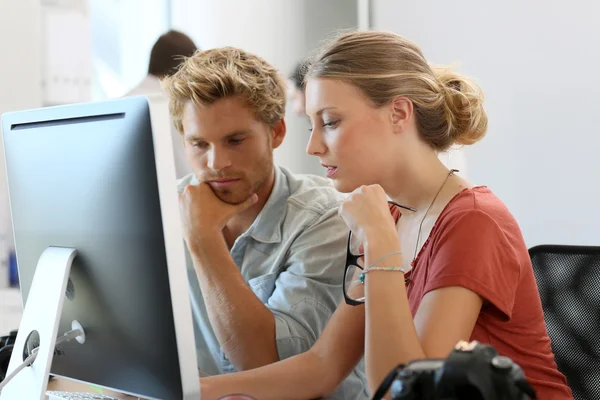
390, 96, 414, 134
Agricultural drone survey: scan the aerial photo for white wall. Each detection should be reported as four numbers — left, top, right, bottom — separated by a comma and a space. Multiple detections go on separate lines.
372, 0, 600, 247
0, 0, 42, 125
91, 0, 170, 98
171, 0, 358, 176
42, 1, 92, 105
0, 0, 43, 283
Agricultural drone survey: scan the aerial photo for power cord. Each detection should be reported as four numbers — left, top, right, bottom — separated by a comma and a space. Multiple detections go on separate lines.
0, 327, 84, 392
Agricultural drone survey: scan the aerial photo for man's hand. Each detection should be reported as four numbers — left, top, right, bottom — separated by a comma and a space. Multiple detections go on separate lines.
179, 182, 258, 253
180, 182, 277, 370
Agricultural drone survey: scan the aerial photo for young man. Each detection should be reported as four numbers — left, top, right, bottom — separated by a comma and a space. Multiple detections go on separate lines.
162, 48, 368, 399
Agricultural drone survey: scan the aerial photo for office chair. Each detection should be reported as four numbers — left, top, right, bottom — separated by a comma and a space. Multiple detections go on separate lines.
529, 244, 600, 400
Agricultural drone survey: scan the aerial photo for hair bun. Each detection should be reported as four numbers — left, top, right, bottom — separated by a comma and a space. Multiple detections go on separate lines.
433, 67, 488, 146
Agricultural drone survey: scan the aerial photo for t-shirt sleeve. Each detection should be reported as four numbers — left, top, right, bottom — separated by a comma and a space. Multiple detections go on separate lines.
424, 210, 521, 321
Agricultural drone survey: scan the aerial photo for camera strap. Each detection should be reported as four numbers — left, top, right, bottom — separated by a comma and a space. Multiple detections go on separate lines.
371, 364, 405, 400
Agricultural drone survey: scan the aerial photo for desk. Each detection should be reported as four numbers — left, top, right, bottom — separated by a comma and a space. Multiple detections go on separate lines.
46, 378, 139, 399
45, 378, 336, 400
46, 379, 335, 399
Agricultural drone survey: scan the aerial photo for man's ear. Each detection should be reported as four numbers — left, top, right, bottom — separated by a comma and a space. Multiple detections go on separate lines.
270, 118, 286, 149
390, 96, 414, 134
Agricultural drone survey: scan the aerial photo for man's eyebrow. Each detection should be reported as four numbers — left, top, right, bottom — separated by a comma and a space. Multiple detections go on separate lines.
184, 131, 249, 141
223, 130, 249, 140
184, 134, 204, 141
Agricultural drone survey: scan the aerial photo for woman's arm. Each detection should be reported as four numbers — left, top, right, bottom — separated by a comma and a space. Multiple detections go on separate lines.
200, 301, 366, 400
363, 233, 482, 393
337, 185, 516, 395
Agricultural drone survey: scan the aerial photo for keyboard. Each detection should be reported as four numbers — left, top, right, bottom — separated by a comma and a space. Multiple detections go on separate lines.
46, 391, 125, 400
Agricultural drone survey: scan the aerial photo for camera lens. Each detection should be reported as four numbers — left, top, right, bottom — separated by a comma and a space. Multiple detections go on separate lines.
491, 356, 513, 371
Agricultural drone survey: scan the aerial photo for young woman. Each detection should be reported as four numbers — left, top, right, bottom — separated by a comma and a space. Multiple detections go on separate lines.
200, 31, 573, 400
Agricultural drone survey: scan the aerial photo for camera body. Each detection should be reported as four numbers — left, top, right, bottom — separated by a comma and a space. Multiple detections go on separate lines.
374, 341, 537, 400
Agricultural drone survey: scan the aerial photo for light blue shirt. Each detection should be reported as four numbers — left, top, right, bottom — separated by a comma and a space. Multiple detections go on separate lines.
177, 166, 368, 400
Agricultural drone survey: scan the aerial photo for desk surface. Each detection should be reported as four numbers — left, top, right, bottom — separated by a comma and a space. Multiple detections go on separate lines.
46, 377, 333, 400
47, 378, 138, 399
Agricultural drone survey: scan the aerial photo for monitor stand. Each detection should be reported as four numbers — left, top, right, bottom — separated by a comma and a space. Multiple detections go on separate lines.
0, 247, 84, 400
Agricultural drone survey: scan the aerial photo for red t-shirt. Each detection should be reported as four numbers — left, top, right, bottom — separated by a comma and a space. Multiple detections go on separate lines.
399, 186, 572, 399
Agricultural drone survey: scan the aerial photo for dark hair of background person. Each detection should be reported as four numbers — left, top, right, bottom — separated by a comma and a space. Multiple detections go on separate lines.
289, 59, 311, 91
149, 30, 198, 78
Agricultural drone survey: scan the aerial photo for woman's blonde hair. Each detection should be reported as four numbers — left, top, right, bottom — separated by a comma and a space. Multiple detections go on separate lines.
307, 31, 488, 151
162, 47, 287, 134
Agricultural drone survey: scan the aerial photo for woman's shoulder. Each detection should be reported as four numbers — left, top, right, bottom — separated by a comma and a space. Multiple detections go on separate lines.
444, 186, 511, 220
437, 186, 524, 244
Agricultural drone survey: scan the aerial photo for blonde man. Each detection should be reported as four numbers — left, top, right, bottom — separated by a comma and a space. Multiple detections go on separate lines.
162, 48, 368, 399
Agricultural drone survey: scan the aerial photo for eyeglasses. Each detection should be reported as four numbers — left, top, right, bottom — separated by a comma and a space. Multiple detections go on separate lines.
343, 201, 416, 306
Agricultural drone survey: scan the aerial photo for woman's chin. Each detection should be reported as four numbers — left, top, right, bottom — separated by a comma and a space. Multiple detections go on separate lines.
331, 178, 358, 194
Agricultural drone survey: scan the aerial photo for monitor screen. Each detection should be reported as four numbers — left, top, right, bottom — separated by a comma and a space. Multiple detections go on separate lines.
1, 96, 199, 399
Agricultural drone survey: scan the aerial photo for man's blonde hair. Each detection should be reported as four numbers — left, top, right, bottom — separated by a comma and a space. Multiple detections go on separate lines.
162, 47, 287, 134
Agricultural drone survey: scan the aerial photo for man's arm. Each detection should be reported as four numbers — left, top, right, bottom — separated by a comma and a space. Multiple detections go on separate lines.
179, 181, 273, 371
179, 180, 348, 372
262, 207, 348, 361
188, 234, 279, 371
189, 206, 349, 372
201, 301, 366, 400
199, 211, 365, 400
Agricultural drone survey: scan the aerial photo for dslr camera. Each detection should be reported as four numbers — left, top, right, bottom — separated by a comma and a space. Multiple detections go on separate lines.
371, 341, 537, 400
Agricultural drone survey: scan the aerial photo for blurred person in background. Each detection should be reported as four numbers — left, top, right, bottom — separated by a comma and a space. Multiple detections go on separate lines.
127, 30, 198, 178
288, 59, 310, 117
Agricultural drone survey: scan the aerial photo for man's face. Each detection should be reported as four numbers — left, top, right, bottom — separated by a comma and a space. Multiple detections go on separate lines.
181, 96, 285, 204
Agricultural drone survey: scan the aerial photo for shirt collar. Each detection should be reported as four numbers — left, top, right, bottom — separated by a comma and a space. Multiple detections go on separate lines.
247, 166, 288, 244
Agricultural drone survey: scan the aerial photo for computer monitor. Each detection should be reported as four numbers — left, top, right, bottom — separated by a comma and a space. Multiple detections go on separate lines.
0, 96, 200, 399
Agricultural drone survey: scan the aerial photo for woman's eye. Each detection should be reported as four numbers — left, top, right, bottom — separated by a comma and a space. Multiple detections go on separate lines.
322, 120, 339, 129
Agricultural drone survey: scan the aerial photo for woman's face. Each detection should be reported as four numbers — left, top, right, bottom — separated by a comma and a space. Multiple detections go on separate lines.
305, 78, 396, 193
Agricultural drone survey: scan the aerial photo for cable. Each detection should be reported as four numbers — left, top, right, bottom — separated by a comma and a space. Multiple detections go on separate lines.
0, 327, 84, 392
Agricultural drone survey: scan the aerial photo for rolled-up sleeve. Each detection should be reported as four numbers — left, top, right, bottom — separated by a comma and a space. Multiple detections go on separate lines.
267, 208, 348, 360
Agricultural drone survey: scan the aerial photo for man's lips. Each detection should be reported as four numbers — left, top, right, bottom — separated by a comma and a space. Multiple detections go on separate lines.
209, 178, 238, 183
207, 178, 240, 188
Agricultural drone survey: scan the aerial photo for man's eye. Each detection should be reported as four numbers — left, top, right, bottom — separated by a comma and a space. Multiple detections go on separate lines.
229, 138, 244, 146
192, 142, 209, 149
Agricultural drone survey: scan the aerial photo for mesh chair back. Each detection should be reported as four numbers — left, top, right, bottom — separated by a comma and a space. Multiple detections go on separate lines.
529, 244, 600, 400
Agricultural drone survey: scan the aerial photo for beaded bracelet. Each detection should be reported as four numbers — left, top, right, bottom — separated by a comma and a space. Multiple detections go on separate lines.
358, 265, 407, 284
366, 251, 402, 268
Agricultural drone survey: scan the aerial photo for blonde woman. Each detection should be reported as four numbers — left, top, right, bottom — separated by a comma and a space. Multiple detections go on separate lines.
200, 31, 572, 400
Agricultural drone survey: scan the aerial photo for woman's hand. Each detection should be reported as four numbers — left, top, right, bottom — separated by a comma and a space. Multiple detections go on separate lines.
338, 184, 399, 249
